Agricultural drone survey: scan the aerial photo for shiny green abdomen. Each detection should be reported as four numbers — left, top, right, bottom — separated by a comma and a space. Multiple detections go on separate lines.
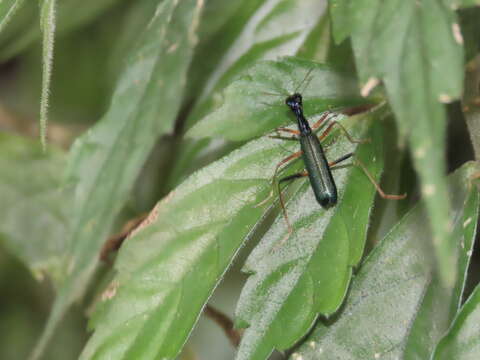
299, 133, 337, 208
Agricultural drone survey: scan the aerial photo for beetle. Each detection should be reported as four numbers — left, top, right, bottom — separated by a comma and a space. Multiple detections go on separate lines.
263, 90, 406, 236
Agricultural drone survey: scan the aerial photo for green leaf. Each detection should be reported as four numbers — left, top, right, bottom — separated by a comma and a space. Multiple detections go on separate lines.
187, 57, 369, 141
295, 13, 330, 62
234, 108, 390, 360
162, 0, 266, 189
327, 0, 352, 45
0, 0, 25, 33
81, 81, 380, 360
31, 1, 204, 359
80, 123, 290, 359
328, 0, 479, 45
293, 162, 480, 360
328, 0, 464, 287
0, 132, 69, 285
297, 14, 356, 73
171, 0, 330, 190
402, 169, 479, 359
200, 0, 327, 98
39, 0, 56, 150
433, 284, 480, 360
185, 0, 264, 103
187, 0, 328, 128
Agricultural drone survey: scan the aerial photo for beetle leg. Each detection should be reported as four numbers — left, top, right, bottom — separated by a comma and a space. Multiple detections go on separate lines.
329, 155, 407, 200
255, 150, 303, 207
319, 120, 369, 143
277, 171, 309, 236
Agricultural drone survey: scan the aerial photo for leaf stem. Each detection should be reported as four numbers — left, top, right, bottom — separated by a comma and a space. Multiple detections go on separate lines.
204, 304, 242, 348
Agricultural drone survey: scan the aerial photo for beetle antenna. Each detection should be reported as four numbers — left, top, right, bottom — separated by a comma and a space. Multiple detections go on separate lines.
294, 68, 314, 94
261, 91, 284, 97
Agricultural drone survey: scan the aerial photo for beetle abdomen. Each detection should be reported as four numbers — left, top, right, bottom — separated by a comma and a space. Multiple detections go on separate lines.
300, 133, 337, 209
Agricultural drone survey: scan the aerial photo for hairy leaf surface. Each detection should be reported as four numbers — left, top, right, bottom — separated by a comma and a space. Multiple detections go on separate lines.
235, 108, 389, 360
295, 162, 480, 360
32, 1, 204, 358
81, 124, 291, 359
186, 0, 328, 131
328, 0, 466, 287
188, 57, 368, 141
82, 85, 381, 360
173, 1, 330, 188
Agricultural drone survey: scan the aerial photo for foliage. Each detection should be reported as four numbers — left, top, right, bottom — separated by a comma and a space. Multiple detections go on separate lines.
0, 1, 479, 359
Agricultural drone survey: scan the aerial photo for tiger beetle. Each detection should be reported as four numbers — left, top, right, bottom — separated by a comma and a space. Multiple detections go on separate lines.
260, 70, 406, 237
